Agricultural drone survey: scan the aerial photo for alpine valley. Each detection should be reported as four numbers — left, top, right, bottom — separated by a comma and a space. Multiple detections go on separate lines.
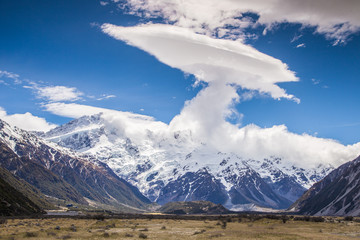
38, 112, 335, 211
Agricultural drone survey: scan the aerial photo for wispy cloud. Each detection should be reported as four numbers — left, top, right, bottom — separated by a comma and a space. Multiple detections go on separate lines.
291, 34, 303, 43
296, 43, 306, 48
97, 94, 116, 100
100, 1, 109, 6
0, 69, 21, 84
311, 78, 321, 85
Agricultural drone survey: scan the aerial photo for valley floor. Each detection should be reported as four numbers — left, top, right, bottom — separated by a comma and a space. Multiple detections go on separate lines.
0, 215, 359, 239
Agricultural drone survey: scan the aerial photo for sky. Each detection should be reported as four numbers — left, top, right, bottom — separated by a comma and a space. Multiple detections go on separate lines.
1, 0, 360, 166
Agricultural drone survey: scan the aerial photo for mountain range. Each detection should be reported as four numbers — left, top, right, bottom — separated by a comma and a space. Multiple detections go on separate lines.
39, 113, 334, 210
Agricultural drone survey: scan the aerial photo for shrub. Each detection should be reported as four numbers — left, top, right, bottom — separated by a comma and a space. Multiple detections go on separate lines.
94, 214, 105, 221
221, 221, 227, 229
70, 224, 77, 232
24, 232, 38, 238
311, 217, 325, 222
139, 233, 148, 239
282, 216, 290, 223
344, 216, 354, 221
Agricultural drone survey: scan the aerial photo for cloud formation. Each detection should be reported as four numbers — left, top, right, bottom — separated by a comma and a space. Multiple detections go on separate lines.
34, 85, 84, 102
102, 24, 299, 101
115, 0, 360, 44
0, 70, 21, 84
98, 23, 360, 168
0, 107, 57, 132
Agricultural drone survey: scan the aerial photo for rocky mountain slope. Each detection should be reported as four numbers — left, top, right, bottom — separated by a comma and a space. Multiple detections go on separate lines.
42, 113, 334, 210
0, 165, 44, 216
0, 119, 150, 211
290, 155, 360, 216
0, 161, 54, 211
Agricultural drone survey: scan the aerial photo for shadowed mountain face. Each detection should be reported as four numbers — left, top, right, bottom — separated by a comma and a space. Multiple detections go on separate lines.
0, 158, 54, 211
0, 119, 150, 211
0, 164, 44, 216
40, 114, 333, 210
291, 155, 360, 216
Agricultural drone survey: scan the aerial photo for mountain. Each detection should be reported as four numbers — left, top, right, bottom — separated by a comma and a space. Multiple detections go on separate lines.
0, 164, 44, 216
0, 118, 151, 211
41, 113, 334, 210
158, 201, 231, 214
0, 160, 54, 210
290, 155, 360, 216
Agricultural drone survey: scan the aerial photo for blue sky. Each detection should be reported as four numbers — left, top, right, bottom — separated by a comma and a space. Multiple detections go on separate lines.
0, 0, 360, 146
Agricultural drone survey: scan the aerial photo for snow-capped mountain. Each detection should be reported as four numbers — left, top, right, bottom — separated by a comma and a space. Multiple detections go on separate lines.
0, 118, 150, 210
42, 113, 334, 210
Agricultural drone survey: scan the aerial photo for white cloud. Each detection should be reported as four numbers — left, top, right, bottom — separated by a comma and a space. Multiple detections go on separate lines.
0, 107, 57, 132
34, 85, 83, 102
102, 23, 301, 145
102, 24, 299, 102
296, 43, 306, 48
97, 94, 116, 100
291, 34, 303, 43
116, 0, 360, 44
0, 70, 21, 84
100, 1, 108, 6
312, 78, 321, 85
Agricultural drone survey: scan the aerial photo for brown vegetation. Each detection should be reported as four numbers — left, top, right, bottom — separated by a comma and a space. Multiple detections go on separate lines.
0, 214, 359, 239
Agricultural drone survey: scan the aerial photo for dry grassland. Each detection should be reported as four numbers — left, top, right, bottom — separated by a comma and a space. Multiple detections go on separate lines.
0, 216, 359, 239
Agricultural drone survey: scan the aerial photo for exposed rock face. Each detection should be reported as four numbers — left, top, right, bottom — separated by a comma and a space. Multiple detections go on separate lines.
0, 119, 150, 210
41, 114, 334, 210
291, 155, 360, 216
